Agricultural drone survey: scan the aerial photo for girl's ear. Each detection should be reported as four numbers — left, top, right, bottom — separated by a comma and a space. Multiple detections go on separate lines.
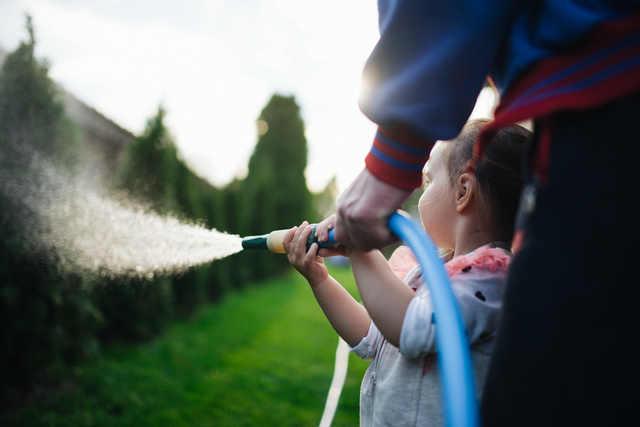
455, 173, 474, 213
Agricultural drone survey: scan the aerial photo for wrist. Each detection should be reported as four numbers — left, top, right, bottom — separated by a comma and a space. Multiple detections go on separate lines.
308, 273, 331, 289
365, 126, 435, 189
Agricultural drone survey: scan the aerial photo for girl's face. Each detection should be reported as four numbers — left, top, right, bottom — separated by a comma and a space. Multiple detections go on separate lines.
418, 142, 457, 249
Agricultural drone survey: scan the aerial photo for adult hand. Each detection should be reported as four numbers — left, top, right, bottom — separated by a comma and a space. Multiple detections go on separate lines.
334, 168, 414, 251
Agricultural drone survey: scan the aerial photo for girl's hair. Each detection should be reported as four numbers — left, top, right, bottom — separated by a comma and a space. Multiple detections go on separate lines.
441, 119, 532, 242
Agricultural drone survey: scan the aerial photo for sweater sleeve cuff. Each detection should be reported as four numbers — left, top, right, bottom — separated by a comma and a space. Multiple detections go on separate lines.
349, 320, 381, 361
364, 126, 435, 189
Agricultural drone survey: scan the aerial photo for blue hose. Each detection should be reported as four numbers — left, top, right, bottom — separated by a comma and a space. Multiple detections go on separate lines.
389, 212, 478, 427
328, 211, 479, 427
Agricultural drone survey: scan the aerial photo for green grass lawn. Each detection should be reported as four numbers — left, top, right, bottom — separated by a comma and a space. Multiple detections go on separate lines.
7, 265, 369, 426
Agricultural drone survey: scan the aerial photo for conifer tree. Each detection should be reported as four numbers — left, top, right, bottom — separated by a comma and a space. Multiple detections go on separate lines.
0, 15, 80, 172
0, 16, 96, 396
238, 94, 313, 278
112, 107, 180, 215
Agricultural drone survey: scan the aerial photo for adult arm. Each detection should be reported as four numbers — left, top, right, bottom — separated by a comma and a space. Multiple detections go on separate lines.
360, 0, 519, 143
334, 0, 520, 251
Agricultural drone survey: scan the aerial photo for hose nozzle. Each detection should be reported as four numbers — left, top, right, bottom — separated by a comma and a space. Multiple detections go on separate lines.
241, 224, 337, 253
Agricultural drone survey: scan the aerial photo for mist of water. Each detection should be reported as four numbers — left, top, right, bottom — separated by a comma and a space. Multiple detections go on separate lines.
41, 190, 244, 279
0, 150, 243, 280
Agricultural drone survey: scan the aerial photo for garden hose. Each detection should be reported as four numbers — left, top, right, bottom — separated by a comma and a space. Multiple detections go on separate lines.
388, 211, 478, 427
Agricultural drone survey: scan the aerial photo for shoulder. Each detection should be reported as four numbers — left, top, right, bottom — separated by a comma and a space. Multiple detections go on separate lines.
388, 245, 419, 281
444, 245, 512, 278
445, 246, 512, 309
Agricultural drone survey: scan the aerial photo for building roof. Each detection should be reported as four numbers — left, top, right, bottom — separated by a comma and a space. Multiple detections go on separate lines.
0, 43, 134, 148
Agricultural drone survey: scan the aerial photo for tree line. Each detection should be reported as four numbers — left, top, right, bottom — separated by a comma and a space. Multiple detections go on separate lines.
0, 19, 337, 405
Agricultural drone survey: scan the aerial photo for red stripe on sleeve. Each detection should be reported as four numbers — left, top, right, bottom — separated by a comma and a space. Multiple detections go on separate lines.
365, 126, 435, 189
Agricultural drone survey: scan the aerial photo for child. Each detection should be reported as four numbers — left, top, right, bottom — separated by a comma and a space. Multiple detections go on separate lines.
283, 119, 531, 426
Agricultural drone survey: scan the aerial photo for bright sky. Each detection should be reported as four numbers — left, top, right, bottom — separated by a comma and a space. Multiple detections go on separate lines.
0, 0, 494, 193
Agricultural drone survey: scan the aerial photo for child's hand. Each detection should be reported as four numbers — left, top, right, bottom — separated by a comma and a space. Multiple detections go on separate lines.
315, 214, 336, 243
315, 214, 352, 258
283, 221, 329, 287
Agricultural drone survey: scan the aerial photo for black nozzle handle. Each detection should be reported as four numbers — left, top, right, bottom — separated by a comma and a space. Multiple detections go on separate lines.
306, 224, 337, 251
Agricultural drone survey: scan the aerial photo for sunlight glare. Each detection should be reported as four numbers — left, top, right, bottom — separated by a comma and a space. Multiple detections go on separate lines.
469, 86, 497, 120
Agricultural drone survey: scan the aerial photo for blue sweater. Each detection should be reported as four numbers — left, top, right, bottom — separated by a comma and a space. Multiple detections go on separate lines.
359, 0, 640, 189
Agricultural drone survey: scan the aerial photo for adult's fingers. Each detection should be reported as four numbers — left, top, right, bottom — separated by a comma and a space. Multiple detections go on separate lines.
335, 213, 394, 252
333, 169, 411, 251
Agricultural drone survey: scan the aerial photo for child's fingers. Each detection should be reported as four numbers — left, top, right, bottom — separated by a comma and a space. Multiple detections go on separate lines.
316, 214, 337, 242
291, 221, 307, 248
304, 242, 320, 266
288, 223, 308, 265
282, 226, 297, 254
295, 223, 313, 253
288, 222, 308, 263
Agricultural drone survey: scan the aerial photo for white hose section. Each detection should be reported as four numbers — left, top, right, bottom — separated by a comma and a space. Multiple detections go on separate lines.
319, 337, 350, 427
